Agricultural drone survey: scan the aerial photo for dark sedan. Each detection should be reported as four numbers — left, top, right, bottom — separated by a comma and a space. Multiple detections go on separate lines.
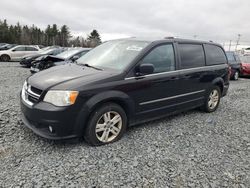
226, 51, 241, 80
30, 48, 90, 73
20, 48, 66, 67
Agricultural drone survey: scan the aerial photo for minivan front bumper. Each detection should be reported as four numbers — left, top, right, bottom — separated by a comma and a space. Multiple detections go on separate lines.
20, 97, 86, 140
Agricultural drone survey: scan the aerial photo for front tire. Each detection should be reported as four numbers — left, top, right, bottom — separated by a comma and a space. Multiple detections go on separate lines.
84, 103, 127, 146
202, 86, 221, 112
1, 54, 10, 62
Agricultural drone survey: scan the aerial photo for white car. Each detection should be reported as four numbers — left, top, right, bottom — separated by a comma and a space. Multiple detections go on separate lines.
243, 47, 250, 55
0, 45, 40, 62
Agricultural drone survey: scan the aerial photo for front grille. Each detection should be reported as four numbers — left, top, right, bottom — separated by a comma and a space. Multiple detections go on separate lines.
22, 84, 43, 105
30, 86, 43, 95
28, 94, 39, 103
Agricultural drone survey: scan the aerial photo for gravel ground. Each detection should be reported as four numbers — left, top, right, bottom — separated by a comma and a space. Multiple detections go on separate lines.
0, 62, 249, 187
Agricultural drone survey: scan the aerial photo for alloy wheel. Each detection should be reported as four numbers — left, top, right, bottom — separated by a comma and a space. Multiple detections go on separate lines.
95, 111, 122, 143
208, 89, 219, 110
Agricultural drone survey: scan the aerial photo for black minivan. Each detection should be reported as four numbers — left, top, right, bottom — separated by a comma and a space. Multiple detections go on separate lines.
20, 38, 229, 145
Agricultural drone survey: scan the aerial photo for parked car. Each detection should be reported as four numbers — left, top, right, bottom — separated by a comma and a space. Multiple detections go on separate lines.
226, 51, 241, 80
0, 45, 40, 62
30, 48, 90, 73
21, 38, 229, 145
0, 43, 8, 47
0, 44, 17, 51
239, 55, 250, 77
20, 48, 66, 67
243, 47, 250, 55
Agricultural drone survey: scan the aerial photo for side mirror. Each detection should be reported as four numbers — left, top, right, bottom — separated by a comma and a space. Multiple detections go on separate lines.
12, 49, 16, 52
137, 64, 154, 75
72, 55, 79, 62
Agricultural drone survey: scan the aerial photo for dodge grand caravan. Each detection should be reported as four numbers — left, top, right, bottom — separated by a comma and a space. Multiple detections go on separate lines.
20, 38, 229, 145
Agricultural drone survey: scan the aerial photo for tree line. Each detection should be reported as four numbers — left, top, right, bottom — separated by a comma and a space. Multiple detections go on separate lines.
0, 19, 102, 47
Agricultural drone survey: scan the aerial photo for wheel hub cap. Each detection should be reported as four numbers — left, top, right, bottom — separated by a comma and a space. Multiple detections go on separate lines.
95, 111, 122, 143
208, 90, 219, 109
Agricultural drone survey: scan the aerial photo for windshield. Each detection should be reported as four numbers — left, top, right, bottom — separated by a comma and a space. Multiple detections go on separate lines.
77, 40, 149, 70
56, 49, 80, 59
240, 56, 250, 63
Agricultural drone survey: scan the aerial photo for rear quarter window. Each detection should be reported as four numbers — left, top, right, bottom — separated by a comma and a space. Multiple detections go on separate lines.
204, 44, 227, 65
179, 44, 205, 69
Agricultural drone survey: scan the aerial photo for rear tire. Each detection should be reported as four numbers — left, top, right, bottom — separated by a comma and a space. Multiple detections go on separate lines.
84, 103, 127, 146
201, 86, 221, 113
1, 54, 10, 62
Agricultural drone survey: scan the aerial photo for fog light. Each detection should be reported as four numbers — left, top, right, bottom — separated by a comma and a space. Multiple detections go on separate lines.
48, 126, 53, 133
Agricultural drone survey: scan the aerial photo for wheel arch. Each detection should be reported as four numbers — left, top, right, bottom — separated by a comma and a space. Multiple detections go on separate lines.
212, 77, 224, 93
0, 54, 11, 61
75, 90, 135, 134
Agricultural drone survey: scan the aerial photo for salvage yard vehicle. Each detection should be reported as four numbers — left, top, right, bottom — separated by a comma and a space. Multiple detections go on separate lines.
240, 55, 250, 77
20, 38, 229, 145
30, 48, 90, 73
0, 44, 17, 51
226, 51, 241, 80
0, 43, 8, 47
20, 48, 66, 67
0, 45, 40, 62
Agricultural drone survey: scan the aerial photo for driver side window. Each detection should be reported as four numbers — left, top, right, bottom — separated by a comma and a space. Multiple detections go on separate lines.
141, 44, 175, 73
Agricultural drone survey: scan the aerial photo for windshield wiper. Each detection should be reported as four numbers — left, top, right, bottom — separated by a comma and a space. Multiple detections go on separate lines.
78, 63, 103, 71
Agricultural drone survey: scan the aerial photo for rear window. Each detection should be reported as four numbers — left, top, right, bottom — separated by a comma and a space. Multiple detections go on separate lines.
204, 44, 227, 65
179, 44, 205, 69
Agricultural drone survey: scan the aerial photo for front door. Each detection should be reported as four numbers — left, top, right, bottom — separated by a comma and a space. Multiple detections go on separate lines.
124, 43, 183, 121
10, 46, 26, 60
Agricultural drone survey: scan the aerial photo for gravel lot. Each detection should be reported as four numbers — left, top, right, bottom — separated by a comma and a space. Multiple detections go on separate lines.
0, 62, 249, 187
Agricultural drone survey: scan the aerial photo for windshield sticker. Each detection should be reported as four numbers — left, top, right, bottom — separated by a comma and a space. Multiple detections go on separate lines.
126, 46, 143, 51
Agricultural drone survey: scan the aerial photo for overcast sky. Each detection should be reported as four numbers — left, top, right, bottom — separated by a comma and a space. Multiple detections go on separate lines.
1, 0, 250, 46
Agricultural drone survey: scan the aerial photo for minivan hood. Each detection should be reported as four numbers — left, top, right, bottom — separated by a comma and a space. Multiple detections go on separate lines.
28, 64, 119, 90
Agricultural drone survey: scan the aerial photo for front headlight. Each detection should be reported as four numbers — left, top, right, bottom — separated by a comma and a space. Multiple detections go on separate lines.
43, 90, 79, 107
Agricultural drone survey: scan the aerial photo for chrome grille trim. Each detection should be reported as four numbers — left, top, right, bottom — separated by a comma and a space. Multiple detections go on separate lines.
22, 83, 42, 106
27, 85, 40, 98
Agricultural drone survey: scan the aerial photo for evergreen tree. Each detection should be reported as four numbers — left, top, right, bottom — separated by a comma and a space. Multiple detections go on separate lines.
87, 29, 102, 47
60, 25, 70, 47
0, 19, 101, 47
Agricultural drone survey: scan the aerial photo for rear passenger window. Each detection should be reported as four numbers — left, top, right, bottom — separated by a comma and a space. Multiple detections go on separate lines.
204, 44, 227, 65
26, 47, 38, 51
141, 44, 175, 73
179, 44, 205, 69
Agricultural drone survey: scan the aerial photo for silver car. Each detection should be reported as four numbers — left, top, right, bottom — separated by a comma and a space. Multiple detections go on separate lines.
0, 45, 40, 62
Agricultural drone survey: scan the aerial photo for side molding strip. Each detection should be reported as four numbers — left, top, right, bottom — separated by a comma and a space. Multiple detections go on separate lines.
139, 90, 205, 105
